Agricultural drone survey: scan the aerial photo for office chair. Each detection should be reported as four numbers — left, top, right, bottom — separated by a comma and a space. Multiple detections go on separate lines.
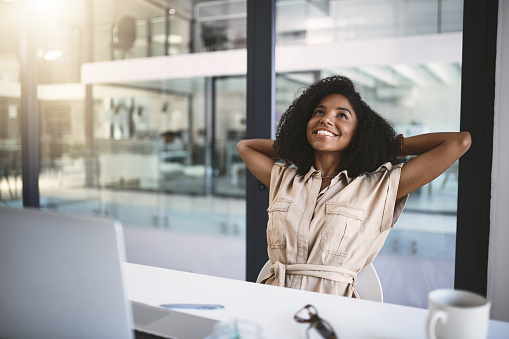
256, 260, 383, 302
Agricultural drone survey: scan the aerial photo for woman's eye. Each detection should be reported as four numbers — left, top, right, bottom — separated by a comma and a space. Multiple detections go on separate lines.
337, 112, 348, 119
314, 110, 324, 115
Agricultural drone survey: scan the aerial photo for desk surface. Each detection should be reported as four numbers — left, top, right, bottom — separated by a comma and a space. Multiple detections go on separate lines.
124, 263, 509, 339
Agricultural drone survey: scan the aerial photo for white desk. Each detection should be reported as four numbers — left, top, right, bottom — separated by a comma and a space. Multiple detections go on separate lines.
124, 263, 509, 339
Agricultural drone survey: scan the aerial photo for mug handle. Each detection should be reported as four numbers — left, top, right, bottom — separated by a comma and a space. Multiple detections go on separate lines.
427, 310, 448, 339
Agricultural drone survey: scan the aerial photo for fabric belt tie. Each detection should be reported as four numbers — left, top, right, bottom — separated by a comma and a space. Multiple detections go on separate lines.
262, 261, 357, 287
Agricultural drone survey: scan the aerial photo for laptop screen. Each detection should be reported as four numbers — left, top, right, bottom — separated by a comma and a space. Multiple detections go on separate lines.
0, 206, 134, 339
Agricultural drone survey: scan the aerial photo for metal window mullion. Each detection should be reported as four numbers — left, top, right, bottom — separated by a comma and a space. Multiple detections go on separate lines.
19, 17, 40, 208
84, 0, 95, 188
455, 0, 498, 297
245, 0, 276, 282
204, 77, 216, 196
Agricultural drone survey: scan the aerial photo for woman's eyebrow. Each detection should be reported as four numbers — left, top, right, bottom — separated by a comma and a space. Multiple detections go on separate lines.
314, 105, 353, 115
337, 107, 352, 115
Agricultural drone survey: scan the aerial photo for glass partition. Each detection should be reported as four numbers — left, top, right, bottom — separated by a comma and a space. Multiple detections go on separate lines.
1, 0, 464, 291
275, 0, 463, 308
0, 2, 22, 207
91, 0, 464, 62
0, 98, 22, 205
213, 76, 246, 197
93, 2, 192, 61
277, 0, 462, 45
333, 64, 461, 307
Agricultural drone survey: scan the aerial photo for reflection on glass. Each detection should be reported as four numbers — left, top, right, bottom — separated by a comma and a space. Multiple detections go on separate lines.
214, 77, 246, 197
195, 0, 247, 52
273, 62, 461, 308
277, 0, 463, 45
276, 0, 463, 308
35, 75, 248, 279
89, 0, 464, 62
0, 101, 22, 204
360, 63, 461, 308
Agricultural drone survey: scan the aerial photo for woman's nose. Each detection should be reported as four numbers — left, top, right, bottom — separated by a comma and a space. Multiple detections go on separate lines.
320, 113, 334, 125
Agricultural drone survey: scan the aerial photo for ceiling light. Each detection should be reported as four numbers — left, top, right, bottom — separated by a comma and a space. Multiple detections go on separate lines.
392, 64, 429, 86
360, 66, 399, 86
426, 63, 456, 84
327, 69, 376, 88
43, 50, 61, 60
152, 34, 183, 44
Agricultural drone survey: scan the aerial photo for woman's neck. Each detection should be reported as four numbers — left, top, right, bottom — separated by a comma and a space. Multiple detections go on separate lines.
314, 153, 342, 178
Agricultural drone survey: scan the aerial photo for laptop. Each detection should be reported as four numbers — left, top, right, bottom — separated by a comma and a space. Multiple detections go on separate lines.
0, 206, 219, 339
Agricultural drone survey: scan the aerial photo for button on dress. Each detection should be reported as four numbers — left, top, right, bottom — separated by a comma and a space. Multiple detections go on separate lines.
261, 162, 408, 297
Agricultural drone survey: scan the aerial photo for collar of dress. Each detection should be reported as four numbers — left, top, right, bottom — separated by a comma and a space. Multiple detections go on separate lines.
303, 165, 351, 183
303, 162, 394, 183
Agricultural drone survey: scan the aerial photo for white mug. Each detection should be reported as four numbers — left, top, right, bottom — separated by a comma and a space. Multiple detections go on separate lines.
426, 289, 491, 339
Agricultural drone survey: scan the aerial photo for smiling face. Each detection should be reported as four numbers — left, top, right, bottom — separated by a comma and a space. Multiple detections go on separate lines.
306, 94, 358, 156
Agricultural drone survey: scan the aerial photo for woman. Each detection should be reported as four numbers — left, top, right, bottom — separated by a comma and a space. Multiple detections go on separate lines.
237, 75, 471, 298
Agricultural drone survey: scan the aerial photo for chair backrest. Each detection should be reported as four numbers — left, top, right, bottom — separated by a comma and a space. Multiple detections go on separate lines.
356, 263, 383, 302
256, 260, 383, 302
256, 260, 272, 284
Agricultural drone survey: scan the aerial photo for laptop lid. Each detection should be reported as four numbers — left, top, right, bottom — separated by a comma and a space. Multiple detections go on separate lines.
0, 206, 221, 339
0, 206, 133, 339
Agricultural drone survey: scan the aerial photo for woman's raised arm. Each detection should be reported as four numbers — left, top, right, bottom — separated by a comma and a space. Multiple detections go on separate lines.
397, 132, 471, 200
237, 139, 278, 187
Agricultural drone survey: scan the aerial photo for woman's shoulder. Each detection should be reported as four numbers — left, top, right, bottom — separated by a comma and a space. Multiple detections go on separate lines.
350, 162, 404, 182
269, 162, 302, 199
272, 161, 298, 176
367, 161, 404, 175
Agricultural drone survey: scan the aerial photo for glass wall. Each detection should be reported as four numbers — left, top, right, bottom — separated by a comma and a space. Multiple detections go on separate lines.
0, 96, 21, 204
1, 0, 464, 305
93, 11, 192, 61
275, 0, 463, 308
0, 1, 22, 206
276, 0, 463, 44
338, 64, 461, 308
0, 0, 249, 279
214, 76, 246, 198
86, 77, 246, 279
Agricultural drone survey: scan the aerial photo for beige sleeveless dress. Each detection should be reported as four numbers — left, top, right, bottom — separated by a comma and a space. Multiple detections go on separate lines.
260, 162, 408, 297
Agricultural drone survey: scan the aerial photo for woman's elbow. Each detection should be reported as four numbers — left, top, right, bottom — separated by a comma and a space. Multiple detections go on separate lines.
459, 131, 472, 154
237, 139, 247, 152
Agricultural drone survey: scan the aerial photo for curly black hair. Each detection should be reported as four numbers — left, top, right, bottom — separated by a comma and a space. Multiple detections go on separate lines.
274, 75, 399, 178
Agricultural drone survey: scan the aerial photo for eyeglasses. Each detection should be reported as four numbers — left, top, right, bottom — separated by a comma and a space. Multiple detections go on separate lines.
294, 304, 338, 339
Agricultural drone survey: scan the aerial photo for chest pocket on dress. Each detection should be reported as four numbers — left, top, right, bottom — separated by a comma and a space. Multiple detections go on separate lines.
266, 199, 291, 248
320, 203, 364, 257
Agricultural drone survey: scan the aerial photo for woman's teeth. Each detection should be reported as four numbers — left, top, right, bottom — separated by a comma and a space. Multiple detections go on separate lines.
317, 130, 335, 137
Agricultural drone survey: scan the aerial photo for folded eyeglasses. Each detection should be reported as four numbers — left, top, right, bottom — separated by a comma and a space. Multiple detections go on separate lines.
294, 304, 338, 339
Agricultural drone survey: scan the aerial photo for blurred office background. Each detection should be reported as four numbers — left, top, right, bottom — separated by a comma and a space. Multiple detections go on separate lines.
0, 0, 464, 308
